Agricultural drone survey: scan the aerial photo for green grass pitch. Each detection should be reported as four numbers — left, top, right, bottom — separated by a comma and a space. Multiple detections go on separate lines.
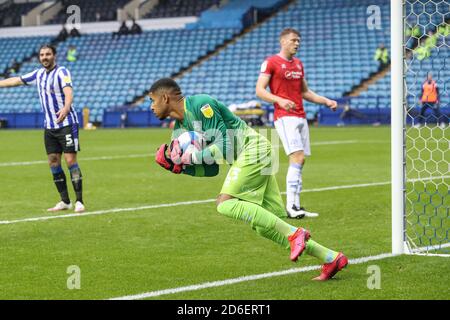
0, 126, 448, 300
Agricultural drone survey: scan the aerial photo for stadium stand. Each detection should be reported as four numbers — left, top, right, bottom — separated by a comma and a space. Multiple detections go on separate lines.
350, 72, 391, 110
0, 0, 446, 127
0, 28, 239, 121
177, 0, 390, 120
0, 1, 42, 27
0, 35, 53, 113
143, 0, 221, 19
352, 0, 449, 112
46, 0, 131, 25
186, 0, 286, 29
406, 45, 449, 113
0, 35, 52, 72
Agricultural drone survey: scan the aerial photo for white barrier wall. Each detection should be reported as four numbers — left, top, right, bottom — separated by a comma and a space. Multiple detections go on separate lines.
0, 16, 197, 38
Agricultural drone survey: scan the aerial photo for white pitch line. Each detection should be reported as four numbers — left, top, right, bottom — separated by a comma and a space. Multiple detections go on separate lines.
1, 176, 448, 226
0, 154, 152, 167
310, 140, 358, 145
0, 181, 388, 225
0, 140, 368, 168
109, 244, 450, 300
0, 199, 214, 225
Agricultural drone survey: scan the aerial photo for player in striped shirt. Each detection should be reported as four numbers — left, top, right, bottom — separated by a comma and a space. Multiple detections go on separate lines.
0, 44, 85, 213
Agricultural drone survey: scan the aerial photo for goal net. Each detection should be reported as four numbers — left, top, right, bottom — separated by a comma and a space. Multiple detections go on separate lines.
395, 0, 449, 255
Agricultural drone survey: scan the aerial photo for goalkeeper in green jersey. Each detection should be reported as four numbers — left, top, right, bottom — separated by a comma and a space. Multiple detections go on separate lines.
151, 78, 347, 281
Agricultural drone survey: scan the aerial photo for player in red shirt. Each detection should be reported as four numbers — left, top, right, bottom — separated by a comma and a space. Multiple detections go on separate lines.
256, 28, 337, 219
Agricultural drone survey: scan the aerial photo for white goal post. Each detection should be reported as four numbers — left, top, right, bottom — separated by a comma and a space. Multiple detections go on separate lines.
391, 0, 449, 256
391, 0, 405, 255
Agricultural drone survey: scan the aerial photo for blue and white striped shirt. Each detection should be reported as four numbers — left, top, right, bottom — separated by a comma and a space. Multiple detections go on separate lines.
20, 65, 79, 129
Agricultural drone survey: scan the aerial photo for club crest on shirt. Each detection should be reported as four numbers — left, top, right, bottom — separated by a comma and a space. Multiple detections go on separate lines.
201, 104, 214, 118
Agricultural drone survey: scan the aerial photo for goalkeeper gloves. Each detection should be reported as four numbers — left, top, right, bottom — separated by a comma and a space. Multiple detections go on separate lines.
169, 139, 195, 166
155, 144, 183, 174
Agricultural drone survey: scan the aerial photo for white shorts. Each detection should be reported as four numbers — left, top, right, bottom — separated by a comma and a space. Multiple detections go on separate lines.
274, 116, 311, 156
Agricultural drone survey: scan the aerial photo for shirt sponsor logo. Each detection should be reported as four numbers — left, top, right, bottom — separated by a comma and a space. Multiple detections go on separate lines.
285, 71, 303, 79
201, 104, 214, 118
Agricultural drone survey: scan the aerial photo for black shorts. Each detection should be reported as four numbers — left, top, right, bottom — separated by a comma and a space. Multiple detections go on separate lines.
44, 124, 80, 155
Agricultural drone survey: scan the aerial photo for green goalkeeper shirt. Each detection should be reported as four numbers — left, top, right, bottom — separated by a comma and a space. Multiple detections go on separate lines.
173, 94, 256, 165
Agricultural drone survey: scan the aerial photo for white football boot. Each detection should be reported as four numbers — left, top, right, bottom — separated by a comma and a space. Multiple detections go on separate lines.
47, 201, 72, 212
74, 201, 85, 213
287, 205, 319, 219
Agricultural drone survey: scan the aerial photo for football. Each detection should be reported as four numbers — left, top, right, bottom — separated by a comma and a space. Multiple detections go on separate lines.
176, 131, 205, 153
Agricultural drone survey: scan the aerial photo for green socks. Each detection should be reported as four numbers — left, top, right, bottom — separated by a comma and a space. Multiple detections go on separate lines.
217, 198, 339, 264
305, 239, 339, 263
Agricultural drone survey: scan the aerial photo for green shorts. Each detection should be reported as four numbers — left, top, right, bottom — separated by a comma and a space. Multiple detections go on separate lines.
220, 132, 286, 218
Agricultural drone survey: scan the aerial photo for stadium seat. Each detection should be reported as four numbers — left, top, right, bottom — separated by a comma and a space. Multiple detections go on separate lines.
175, 0, 390, 115
0, 28, 239, 121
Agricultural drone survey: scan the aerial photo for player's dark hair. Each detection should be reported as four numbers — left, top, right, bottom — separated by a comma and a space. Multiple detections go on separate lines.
39, 44, 57, 55
149, 78, 182, 96
280, 28, 301, 39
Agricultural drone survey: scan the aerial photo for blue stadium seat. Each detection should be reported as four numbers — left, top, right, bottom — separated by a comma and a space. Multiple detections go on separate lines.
0, 28, 239, 121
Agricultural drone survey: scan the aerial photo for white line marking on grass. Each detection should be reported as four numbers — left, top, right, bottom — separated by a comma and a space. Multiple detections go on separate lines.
109, 253, 396, 300
0, 181, 389, 225
0, 199, 214, 225
310, 140, 358, 145
0, 140, 372, 168
1, 176, 448, 226
0, 154, 152, 167
109, 243, 449, 300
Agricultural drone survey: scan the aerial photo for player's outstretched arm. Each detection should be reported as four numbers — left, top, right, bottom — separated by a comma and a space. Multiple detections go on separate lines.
301, 78, 337, 111
0, 77, 24, 88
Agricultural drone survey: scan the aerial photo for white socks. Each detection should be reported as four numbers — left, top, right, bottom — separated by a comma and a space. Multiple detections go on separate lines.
286, 163, 302, 209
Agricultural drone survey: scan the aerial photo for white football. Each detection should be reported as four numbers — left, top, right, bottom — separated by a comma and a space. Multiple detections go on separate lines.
176, 131, 205, 152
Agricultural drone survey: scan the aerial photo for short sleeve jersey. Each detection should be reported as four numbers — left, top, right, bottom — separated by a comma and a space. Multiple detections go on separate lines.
260, 54, 306, 120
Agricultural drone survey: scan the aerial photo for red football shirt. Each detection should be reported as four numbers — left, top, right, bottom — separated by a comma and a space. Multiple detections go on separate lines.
260, 54, 305, 120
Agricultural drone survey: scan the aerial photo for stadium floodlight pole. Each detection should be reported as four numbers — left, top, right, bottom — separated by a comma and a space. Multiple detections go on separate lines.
391, 0, 406, 255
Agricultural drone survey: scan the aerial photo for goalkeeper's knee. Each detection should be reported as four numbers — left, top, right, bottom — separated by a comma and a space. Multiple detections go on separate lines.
216, 197, 238, 217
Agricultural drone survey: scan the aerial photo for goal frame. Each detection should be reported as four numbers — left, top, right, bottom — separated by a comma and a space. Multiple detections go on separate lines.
391, 0, 408, 255
391, 0, 449, 256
